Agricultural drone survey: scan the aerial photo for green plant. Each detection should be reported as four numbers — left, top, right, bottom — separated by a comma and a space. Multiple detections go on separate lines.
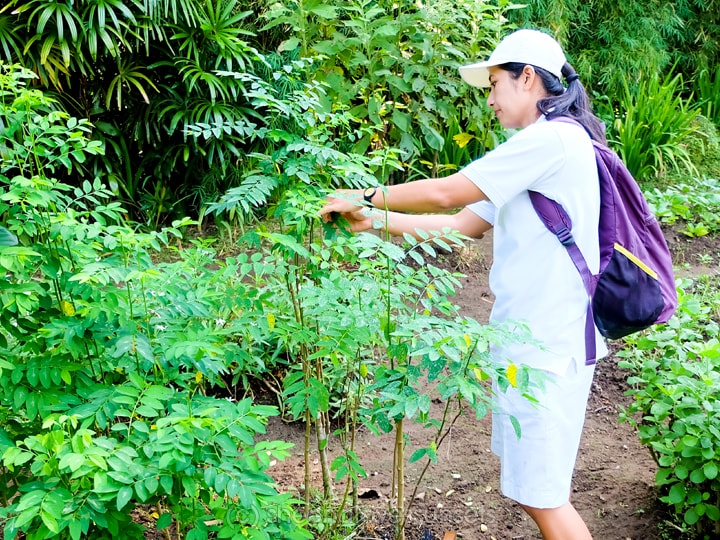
608, 71, 702, 182
2, 0, 270, 225
697, 66, 720, 127
260, 0, 514, 182
232, 182, 538, 539
645, 177, 720, 238
618, 277, 720, 538
2, 63, 517, 539
508, 0, 720, 101
0, 64, 311, 539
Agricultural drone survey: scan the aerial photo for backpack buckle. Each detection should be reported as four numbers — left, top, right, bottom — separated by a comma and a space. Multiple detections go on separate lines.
556, 227, 575, 246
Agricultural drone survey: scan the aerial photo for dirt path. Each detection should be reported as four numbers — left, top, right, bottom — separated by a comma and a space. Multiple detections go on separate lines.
264, 228, 720, 540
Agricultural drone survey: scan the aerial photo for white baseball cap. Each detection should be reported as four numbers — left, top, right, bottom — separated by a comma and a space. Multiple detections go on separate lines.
459, 29, 567, 88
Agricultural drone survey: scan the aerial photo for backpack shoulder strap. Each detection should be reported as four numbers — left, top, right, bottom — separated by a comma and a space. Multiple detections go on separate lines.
528, 192, 599, 364
527, 191, 595, 296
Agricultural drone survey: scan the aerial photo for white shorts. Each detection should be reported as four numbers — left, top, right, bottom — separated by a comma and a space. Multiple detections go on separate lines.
491, 358, 596, 508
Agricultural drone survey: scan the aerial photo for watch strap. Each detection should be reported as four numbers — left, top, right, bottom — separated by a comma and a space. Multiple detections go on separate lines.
363, 186, 378, 203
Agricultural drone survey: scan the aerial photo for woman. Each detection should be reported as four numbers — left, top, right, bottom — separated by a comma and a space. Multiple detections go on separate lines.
320, 29, 608, 539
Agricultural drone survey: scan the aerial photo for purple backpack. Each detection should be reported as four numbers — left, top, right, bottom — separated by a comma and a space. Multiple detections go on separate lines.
529, 117, 678, 364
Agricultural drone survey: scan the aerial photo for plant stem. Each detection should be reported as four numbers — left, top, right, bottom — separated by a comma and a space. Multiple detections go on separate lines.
393, 418, 405, 540
304, 407, 311, 515
399, 403, 465, 533
315, 408, 332, 499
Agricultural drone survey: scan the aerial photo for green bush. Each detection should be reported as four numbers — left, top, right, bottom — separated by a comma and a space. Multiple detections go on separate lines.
259, 0, 516, 182
0, 62, 543, 539
0, 64, 309, 540
507, 0, 720, 101
606, 72, 702, 182
697, 67, 720, 128
619, 277, 720, 538
645, 177, 720, 238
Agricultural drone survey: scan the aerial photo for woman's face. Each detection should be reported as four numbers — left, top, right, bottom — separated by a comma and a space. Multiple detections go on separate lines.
487, 66, 542, 129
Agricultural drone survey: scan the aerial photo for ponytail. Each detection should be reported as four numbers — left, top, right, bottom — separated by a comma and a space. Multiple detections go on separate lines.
498, 62, 607, 144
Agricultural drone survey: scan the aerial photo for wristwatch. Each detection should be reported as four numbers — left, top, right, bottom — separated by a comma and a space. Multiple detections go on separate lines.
363, 186, 378, 204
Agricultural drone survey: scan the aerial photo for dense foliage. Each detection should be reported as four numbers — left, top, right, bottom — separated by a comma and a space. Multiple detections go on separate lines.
0, 65, 311, 540
0, 0, 717, 224
507, 0, 720, 98
619, 277, 720, 539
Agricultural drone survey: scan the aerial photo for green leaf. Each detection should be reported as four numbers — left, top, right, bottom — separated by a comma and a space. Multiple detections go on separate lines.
278, 37, 301, 52
689, 468, 706, 483
0, 226, 18, 246
181, 475, 197, 497
391, 110, 411, 132
509, 415, 521, 439
684, 507, 699, 525
667, 483, 686, 505
706, 504, 720, 521
308, 5, 336, 18
160, 474, 173, 494
117, 486, 133, 510
408, 447, 427, 463
13, 507, 39, 529
703, 461, 718, 480
15, 490, 45, 512
675, 464, 689, 479
156, 513, 173, 530
59, 453, 85, 472
40, 510, 59, 534
69, 520, 82, 540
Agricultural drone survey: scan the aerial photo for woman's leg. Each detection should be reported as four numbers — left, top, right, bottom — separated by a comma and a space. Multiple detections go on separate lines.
520, 502, 592, 540
491, 360, 597, 538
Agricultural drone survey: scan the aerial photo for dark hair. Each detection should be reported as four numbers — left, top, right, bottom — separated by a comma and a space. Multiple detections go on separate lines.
498, 62, 606, 144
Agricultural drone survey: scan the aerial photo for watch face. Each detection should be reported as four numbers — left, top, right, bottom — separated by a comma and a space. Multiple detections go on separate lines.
363, 187, 375, 197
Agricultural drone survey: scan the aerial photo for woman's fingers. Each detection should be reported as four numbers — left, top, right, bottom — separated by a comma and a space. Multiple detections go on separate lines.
319, 198, 343, 220
319, 190, 364, 217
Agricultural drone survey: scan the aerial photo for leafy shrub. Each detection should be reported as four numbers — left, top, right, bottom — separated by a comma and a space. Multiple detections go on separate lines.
645, 177, 720, 238
0, 62, 546, 539
252, 207, 537, 532
697, 66, 720, 127
507, 0, 720, 102
619, 277, 720, 538
607, 72, 702, 182
0, 64, 309, 540
259, 0, 516, 181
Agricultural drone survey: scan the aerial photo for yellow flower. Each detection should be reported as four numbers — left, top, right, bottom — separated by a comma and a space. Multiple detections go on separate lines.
267, 313, 276, 330
60, 300, 75, 316
506, 363, 518, 388
453, 132, 475, 149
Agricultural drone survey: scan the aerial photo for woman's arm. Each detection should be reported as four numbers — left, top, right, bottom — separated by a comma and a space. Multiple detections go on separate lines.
337, 206, 492, 240
319, 171, 487, 217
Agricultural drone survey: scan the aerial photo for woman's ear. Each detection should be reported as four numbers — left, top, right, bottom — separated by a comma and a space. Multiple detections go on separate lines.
521, 65, 537, 89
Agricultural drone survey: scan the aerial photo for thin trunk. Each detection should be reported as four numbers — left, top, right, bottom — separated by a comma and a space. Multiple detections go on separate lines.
304, 408, 311, 514
316, 410, 332, 498
394, 419, 405, 540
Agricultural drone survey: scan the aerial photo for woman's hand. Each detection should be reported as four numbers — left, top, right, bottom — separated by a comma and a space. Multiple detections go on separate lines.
339, 209, 378, 232
318, 190, 363, 218
319, 190, 382, 233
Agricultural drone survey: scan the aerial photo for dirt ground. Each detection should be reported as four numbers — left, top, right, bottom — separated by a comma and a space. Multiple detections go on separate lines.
261, 227, 720, 540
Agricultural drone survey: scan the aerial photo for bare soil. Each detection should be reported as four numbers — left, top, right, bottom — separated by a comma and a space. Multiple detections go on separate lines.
261, 227, 720, 540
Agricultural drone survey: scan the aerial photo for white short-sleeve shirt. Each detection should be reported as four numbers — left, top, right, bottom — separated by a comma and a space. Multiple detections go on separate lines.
462, 116, 608, 374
